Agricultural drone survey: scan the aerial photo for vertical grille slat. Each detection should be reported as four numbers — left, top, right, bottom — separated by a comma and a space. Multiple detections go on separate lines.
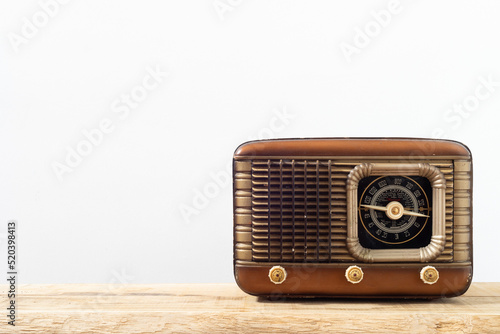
316, 161, 320, 260
292, 160, 296, 262
279, 159, 283, 262
267, 160, 271, 262
304, 160, 308, 260
328, 160, 332, 262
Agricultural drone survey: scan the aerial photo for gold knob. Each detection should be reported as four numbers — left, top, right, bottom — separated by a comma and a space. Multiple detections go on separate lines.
269, 266, 287, 284
345, 266, 364, 284
420, 266, 439, 285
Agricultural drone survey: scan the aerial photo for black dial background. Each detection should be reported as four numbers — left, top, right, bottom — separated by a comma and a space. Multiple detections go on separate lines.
357, 175, 433, 249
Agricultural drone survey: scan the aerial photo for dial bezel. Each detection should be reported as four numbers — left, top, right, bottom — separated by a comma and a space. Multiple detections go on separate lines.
346, 163, 446, 263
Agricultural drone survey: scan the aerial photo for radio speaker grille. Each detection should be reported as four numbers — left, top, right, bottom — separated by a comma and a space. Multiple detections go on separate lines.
252, 160, 343, 262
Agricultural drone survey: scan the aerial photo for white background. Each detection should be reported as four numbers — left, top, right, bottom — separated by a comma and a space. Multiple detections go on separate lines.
1, 1, 499, 284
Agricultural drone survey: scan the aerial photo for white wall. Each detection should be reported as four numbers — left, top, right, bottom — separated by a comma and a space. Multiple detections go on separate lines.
1, 1, 499, 284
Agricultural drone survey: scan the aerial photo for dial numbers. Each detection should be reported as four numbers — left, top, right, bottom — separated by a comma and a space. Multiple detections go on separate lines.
358, 176, 432, 248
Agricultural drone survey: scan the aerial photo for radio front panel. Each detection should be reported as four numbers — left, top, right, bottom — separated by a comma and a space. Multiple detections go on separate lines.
233, 139, 472, 298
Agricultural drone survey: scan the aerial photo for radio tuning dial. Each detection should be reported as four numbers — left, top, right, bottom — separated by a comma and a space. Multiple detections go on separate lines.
420, 266, 439, 285
345, 266, 364, 284
269, 266, 287, 284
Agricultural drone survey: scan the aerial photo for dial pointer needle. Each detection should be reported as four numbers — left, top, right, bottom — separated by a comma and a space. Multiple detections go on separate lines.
360, 204, 387, 212
401, 210, 429, 218
360, 204, 429, 218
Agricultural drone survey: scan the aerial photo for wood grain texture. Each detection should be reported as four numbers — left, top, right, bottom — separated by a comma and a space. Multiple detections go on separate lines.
1, 283, 499, 333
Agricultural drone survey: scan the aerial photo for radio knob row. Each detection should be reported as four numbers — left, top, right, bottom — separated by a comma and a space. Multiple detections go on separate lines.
268, 265, 439, 285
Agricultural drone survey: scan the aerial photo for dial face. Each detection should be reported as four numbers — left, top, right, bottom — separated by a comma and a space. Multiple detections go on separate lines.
357, 175, 432, 249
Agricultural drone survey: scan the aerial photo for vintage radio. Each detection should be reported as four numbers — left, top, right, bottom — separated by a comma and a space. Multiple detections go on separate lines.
233, 138, 472, 298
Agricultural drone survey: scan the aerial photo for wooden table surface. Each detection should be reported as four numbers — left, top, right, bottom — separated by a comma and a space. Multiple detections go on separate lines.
1, 283, 499, 333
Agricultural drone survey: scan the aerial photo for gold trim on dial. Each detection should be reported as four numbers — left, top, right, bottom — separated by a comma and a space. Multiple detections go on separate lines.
346, 163, 446, 263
